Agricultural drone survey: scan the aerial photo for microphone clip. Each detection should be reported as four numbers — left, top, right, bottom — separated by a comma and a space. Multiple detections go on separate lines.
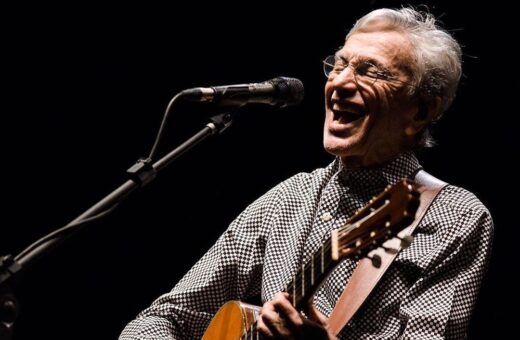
127, 158, 156, 187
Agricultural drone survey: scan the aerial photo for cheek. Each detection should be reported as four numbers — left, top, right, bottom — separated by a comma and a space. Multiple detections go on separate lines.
324, 82, 332, 101
324, 82, 334, 119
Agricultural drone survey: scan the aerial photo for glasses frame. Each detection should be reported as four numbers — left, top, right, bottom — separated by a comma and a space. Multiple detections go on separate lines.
322, 55, 409, 87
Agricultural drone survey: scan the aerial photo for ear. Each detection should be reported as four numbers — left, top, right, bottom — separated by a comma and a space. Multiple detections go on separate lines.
405, 96, 442, 137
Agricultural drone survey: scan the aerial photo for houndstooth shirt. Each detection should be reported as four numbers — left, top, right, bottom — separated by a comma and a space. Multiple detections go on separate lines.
120, 152, 493, 339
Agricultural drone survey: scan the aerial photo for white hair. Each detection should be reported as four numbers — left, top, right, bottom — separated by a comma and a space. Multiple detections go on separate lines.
347, 7, 462, 147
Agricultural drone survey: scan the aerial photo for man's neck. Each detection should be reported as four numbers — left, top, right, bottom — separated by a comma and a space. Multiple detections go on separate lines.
340, 151, 402, 170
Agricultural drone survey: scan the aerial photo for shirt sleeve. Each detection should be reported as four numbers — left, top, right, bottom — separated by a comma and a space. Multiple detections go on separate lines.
118, 185, 282, 340
398, 203, 494, 339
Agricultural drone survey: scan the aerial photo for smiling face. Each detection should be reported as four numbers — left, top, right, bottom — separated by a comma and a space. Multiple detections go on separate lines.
324, 29, 421, 168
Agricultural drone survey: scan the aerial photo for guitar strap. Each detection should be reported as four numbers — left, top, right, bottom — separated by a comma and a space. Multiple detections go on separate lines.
327, 170, 447, 335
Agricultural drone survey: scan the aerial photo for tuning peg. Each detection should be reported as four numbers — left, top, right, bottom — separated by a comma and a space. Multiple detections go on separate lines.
367, 254, 382, 268
382, 246, 399, 254
396, 235, 414, 248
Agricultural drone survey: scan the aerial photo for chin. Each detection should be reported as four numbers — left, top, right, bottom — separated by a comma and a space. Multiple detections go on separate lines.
323, 139, 354, 158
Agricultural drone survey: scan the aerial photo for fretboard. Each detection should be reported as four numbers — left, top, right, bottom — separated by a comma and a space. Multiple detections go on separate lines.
285, 231, 342, 310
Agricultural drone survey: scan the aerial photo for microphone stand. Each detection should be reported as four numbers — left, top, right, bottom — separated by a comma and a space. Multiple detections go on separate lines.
0, 112, 233, 340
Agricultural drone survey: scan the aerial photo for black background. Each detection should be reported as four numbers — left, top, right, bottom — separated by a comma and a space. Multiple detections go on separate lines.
2, 1, 517, 339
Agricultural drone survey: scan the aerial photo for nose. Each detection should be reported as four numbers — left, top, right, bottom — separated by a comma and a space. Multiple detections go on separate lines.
331, 65, 358, 92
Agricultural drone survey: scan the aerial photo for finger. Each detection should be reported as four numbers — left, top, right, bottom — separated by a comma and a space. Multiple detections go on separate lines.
261, 309, 291, 338
306, 301, 329, 326
255, 319, 274, 338
257, 301, 276, 337
306, 301, 337, 339
271, 292, 304, 330
257, 301, 287, 338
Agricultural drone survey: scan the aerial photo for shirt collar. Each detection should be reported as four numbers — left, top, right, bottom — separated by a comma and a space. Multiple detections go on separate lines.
334, 151, 422, 188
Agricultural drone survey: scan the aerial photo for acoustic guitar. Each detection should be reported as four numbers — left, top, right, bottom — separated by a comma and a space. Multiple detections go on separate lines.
202, 179, 420, 339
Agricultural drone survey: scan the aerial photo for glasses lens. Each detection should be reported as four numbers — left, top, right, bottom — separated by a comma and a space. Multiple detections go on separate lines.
323, 55, 337, 77
355, 62, 379, 85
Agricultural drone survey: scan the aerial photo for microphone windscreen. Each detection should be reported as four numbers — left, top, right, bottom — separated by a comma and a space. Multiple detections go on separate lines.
270, 77, 304, 107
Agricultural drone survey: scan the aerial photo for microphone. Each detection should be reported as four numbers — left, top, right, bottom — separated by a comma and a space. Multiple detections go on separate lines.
180, 77, 304, 108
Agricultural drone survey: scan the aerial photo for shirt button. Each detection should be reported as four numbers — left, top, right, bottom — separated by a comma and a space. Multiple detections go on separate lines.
321, 212, 333, 221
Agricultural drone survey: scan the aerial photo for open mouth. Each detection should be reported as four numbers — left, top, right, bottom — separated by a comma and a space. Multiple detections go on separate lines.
332, 109, 366, 124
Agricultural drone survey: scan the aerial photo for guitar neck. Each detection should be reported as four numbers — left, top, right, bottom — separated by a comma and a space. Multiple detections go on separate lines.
286, 231, 341, 310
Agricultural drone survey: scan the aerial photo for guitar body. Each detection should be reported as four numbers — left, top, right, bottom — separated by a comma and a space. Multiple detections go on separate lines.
202, 301, 260, 339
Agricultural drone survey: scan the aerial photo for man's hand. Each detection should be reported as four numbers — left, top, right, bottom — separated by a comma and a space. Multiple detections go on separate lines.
256, 292, 336, 339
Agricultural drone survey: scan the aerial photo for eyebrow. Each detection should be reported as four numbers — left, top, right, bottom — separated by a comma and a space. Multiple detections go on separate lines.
334, 52, 388, 70
334, 53, 348, 64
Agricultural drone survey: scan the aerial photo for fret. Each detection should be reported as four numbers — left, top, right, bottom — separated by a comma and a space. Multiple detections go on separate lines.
301, 263, 305, 297
304, 262, 313, 303
311, 255, 315, 285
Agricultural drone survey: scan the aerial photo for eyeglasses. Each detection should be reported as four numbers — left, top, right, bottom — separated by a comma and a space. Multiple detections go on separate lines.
322, 55, 400, 86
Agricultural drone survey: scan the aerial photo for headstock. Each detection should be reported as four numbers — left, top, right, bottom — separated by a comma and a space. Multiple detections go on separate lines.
331, 179, 420, 265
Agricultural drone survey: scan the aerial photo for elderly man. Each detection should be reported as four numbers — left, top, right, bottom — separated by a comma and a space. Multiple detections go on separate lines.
120, 7, 493, 339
